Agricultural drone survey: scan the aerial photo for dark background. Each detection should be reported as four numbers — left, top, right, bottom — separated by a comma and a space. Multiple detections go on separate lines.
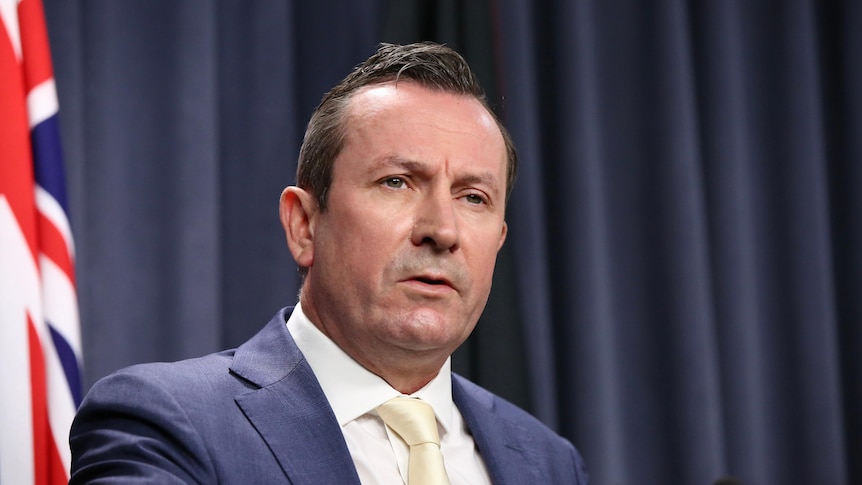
44, 1, 861, 484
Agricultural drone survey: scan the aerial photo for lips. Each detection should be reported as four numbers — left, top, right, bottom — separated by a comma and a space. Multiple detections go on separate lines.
391, 254, 466, 293
411, 274, 455, 289
399, 271, 460, 296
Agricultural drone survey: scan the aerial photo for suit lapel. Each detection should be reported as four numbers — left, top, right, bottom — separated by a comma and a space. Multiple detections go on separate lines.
230, 310, 361, 485
453, 376, 545, 485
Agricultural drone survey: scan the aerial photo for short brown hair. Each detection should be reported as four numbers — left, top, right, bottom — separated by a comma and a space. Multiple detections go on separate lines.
296, 42, 517, 210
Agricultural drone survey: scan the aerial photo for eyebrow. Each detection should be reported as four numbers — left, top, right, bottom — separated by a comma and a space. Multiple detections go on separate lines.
370, 156, 501, 192
370, 156, 429, 175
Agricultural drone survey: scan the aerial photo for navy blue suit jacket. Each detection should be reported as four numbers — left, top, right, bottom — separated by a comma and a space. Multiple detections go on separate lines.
70, 308, 589, 484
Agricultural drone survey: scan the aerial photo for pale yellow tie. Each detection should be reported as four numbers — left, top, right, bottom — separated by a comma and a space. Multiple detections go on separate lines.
376, 397, 451, 485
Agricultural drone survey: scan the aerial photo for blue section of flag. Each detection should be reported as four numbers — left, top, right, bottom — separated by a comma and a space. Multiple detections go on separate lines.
31, 114, 70, 215
49, 323, 83, 407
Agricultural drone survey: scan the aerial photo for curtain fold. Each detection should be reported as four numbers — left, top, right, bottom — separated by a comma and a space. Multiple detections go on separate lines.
497, 0, 858, 483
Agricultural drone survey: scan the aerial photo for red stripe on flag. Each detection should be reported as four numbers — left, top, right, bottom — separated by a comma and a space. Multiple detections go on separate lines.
18, 0, 54, 91
0, 15, 40, 266
47, 437, 66, 485
36, 211, 76, 287
27, 314, 49, 485
27, 314, 68, 485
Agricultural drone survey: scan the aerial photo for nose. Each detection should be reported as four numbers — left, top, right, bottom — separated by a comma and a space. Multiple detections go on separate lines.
410, 189, 459, 251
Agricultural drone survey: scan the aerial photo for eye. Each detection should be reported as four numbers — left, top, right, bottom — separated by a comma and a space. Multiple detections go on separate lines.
464, 193, 487, 205
382, 177, 406, 189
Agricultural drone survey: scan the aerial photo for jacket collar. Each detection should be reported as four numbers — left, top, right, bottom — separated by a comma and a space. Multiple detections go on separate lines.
230, 308, 361, 484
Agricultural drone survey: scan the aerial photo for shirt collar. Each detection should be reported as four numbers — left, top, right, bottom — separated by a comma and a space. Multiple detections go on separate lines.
286, 303, 454, 432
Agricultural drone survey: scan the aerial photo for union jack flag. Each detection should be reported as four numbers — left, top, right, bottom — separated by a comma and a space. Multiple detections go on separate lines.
0, 0, 82, 483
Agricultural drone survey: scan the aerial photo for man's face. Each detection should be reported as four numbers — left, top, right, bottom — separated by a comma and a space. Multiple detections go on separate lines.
296, 81, 508, 377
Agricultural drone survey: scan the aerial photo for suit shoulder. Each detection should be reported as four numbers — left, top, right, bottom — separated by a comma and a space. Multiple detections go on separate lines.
113, 348, 234, 379
82, 349, 247, 413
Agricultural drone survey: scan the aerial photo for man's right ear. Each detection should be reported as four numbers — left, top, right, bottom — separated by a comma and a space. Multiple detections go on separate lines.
279, 187, 317, 268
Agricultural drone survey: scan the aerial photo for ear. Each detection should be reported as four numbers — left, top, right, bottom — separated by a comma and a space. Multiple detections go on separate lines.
280, 187, 318, 268
497, 221, 508, 251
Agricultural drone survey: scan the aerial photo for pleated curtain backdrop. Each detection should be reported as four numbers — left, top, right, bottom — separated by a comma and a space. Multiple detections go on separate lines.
497, 2, 859, 484
44, 1, 860, 484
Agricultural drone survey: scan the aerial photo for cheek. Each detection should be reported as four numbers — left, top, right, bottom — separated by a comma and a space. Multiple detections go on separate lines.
468, 231, 505, 272
319, 220, 394, 279
475, 257, 499, 290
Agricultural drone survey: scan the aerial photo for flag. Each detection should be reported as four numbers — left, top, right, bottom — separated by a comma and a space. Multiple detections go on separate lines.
0, 0, 82, 483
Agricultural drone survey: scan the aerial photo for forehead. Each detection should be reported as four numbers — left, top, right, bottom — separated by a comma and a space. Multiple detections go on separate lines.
347, 81, 497, 127
339, 81, 507, 178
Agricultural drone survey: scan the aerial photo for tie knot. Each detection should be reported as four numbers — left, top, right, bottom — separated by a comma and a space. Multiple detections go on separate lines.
376, 397, 440, 446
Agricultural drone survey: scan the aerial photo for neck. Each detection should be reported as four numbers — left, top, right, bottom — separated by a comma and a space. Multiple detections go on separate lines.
329, 329, 449, 395
299, 292, 451, 395
365, 356, 446, 395
300, 291, 454, 394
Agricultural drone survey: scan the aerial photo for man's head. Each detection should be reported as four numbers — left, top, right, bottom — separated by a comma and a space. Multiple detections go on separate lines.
296, 42, 517, 210
280, 42, 513, 393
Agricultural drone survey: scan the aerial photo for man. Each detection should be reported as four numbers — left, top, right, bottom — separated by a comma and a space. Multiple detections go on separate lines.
70, 42, 588, 484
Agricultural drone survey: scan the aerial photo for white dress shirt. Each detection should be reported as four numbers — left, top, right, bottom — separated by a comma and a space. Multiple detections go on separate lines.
287, 303, 491, 485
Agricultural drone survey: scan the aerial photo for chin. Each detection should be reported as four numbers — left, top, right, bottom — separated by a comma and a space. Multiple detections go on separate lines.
388, 315, 449, 340
393, 311, 473, 348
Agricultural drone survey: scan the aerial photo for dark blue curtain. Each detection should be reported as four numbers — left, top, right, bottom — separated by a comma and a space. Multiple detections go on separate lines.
498, 2, 860, 484
44, 1, 860, 484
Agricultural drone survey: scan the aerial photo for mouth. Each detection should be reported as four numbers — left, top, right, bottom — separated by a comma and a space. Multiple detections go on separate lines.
405, 274, 456, 292
415, 275, 449, 285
